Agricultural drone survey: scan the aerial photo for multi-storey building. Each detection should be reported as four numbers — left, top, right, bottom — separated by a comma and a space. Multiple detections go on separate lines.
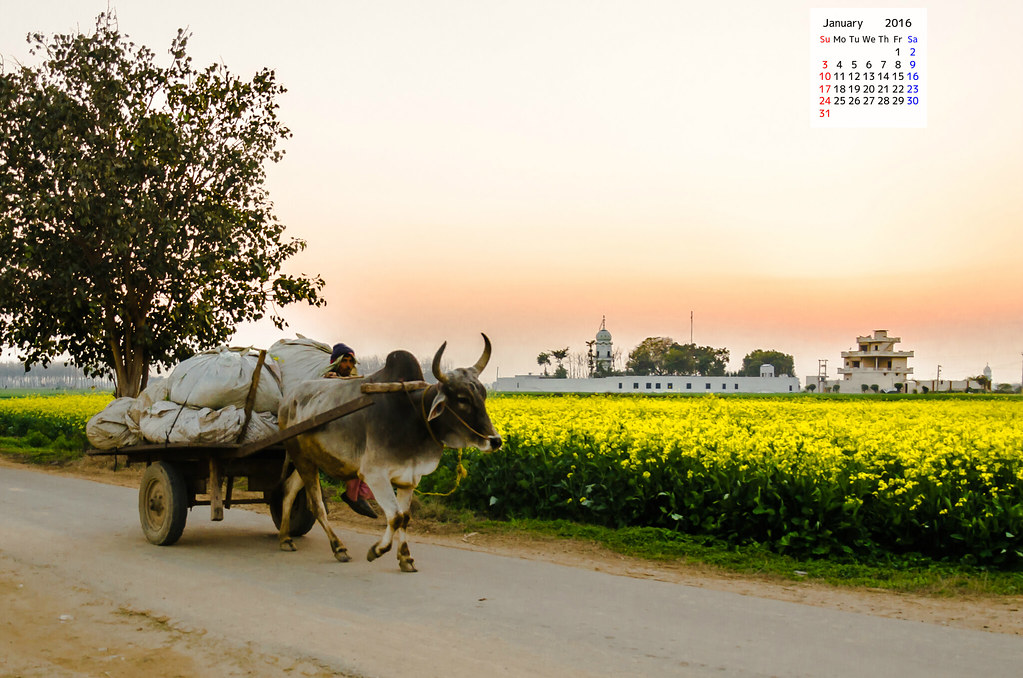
831, 329, 913, 391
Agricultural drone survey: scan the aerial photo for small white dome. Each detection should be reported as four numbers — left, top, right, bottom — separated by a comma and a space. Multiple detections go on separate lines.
596, 328, 612, 342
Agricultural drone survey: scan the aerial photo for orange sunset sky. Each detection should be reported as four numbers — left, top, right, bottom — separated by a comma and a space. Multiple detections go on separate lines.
3, 1, 1022, 383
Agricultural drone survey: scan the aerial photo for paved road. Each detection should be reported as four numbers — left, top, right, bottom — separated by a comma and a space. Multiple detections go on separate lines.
1, 465, 1021, 677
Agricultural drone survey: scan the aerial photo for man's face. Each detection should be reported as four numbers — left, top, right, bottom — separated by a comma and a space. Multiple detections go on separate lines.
337, 354, 356, 377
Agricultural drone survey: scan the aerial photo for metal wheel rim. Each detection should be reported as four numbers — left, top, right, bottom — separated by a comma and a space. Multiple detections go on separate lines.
142, 476, 168, 530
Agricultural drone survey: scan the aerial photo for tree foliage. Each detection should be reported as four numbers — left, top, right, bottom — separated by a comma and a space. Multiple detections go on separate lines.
0, 14, 324, 396
536, 352, 551, 376
627, 337, 729, 376
739, 349, 795, 377
969, 375, 991, 392
549, 346, 569, 379
626, 337, 673, 375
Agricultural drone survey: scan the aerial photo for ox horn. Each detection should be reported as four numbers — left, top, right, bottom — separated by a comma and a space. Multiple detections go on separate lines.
432, 341, 449, 384
473, 333, 492, 374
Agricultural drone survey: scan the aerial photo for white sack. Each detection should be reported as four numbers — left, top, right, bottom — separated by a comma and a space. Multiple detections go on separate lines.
138, 401, 240, 444
238, 411, 280, 444
126, 378, 169, 435
268, 335, 333, 395
86, 397, 141, 449
167, 347, 282, 413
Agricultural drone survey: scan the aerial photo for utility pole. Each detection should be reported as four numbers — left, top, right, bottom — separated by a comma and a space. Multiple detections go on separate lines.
690, 311, 693, 345
936, 364, 942, 392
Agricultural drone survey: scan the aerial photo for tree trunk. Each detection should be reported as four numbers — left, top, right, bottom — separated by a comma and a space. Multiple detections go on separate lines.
110, 339, 147, 398
118, 349, 148, 398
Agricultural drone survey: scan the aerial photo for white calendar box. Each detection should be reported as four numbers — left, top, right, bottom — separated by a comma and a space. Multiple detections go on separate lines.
811, 8, 927, 128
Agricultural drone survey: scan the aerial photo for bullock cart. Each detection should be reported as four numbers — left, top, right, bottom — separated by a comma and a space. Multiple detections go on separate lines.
87, 394, 377, 546
87, 343, 433, 547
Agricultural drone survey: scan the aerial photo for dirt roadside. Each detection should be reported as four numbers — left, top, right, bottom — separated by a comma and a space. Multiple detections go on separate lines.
1, 454, 1020, 677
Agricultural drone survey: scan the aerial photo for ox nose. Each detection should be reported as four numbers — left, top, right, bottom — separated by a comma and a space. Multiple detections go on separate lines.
489, 435, 503, 450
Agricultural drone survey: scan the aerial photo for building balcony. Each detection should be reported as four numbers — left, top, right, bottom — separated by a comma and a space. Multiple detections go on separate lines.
837, 367, 914, 375
841, 350, 914, 359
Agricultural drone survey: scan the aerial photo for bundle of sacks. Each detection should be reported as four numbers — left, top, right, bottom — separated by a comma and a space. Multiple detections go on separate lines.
86, 336, 335, 450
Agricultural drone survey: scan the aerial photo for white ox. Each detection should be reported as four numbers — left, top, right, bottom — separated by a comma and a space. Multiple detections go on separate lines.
276, 334, 502, 571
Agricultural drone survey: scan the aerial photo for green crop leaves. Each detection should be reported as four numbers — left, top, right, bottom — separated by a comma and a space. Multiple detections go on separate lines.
425, 394, 1023, 568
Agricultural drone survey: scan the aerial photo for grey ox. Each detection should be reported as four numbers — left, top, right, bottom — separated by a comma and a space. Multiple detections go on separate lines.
276, 334, 502, 572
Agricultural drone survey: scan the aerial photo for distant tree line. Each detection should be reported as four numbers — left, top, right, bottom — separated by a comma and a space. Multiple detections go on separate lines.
0, 361, 115, 390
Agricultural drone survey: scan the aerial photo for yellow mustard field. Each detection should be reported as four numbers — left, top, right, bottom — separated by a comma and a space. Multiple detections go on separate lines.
432, 394, 1023, 565
488, 394, 1023, 495
0, 392, 112, 445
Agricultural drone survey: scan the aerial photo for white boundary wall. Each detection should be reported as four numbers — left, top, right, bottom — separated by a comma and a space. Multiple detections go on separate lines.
494, 375, 801, 394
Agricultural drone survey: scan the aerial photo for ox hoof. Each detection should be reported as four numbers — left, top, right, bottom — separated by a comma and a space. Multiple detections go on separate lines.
367, 545, 380, 562
399, 558, 417, 573
280, 539, 297, 552
333, 549, 351, 563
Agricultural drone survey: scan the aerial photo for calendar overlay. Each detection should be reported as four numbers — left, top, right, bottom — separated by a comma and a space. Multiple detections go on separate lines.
811, 8, 927, 128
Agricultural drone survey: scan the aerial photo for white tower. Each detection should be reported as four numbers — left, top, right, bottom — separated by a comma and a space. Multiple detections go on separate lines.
594, 316, 613, 373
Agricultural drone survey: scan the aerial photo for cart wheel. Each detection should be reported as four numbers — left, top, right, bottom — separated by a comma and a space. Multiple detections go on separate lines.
139, 462, 189, 546
266, 484, 318, 537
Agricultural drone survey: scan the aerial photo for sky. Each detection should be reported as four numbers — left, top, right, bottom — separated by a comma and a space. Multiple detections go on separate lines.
2, 1, 1022, 384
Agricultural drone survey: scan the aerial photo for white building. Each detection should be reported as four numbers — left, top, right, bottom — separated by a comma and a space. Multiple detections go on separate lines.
496, 319, 801, 394
839, 329, 913, 391
494, 374, 801, 394
807, 329, 982, 393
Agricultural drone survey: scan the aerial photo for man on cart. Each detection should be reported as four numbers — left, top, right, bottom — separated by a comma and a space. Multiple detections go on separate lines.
324, 342, 378, 518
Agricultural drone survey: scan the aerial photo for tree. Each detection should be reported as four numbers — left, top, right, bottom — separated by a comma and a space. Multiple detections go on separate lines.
661, 344, 695, 376
861, 384, 870, 393
805, 383, 816, 392
536, 352, 551, 376
550, 347, 569, 378
739, 349, 795, 377
627, 337, 729, 376
969, 375, 991, 392
662, 342, 728, 376
626, 337, 673, 375
571, 351, 588, 379
0, 15, 324, 397
691, 344, 729, 376
832, 384, 840, 393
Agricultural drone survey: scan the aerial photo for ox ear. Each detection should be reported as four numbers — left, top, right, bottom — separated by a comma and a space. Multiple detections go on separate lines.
427, 390, 447, 421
